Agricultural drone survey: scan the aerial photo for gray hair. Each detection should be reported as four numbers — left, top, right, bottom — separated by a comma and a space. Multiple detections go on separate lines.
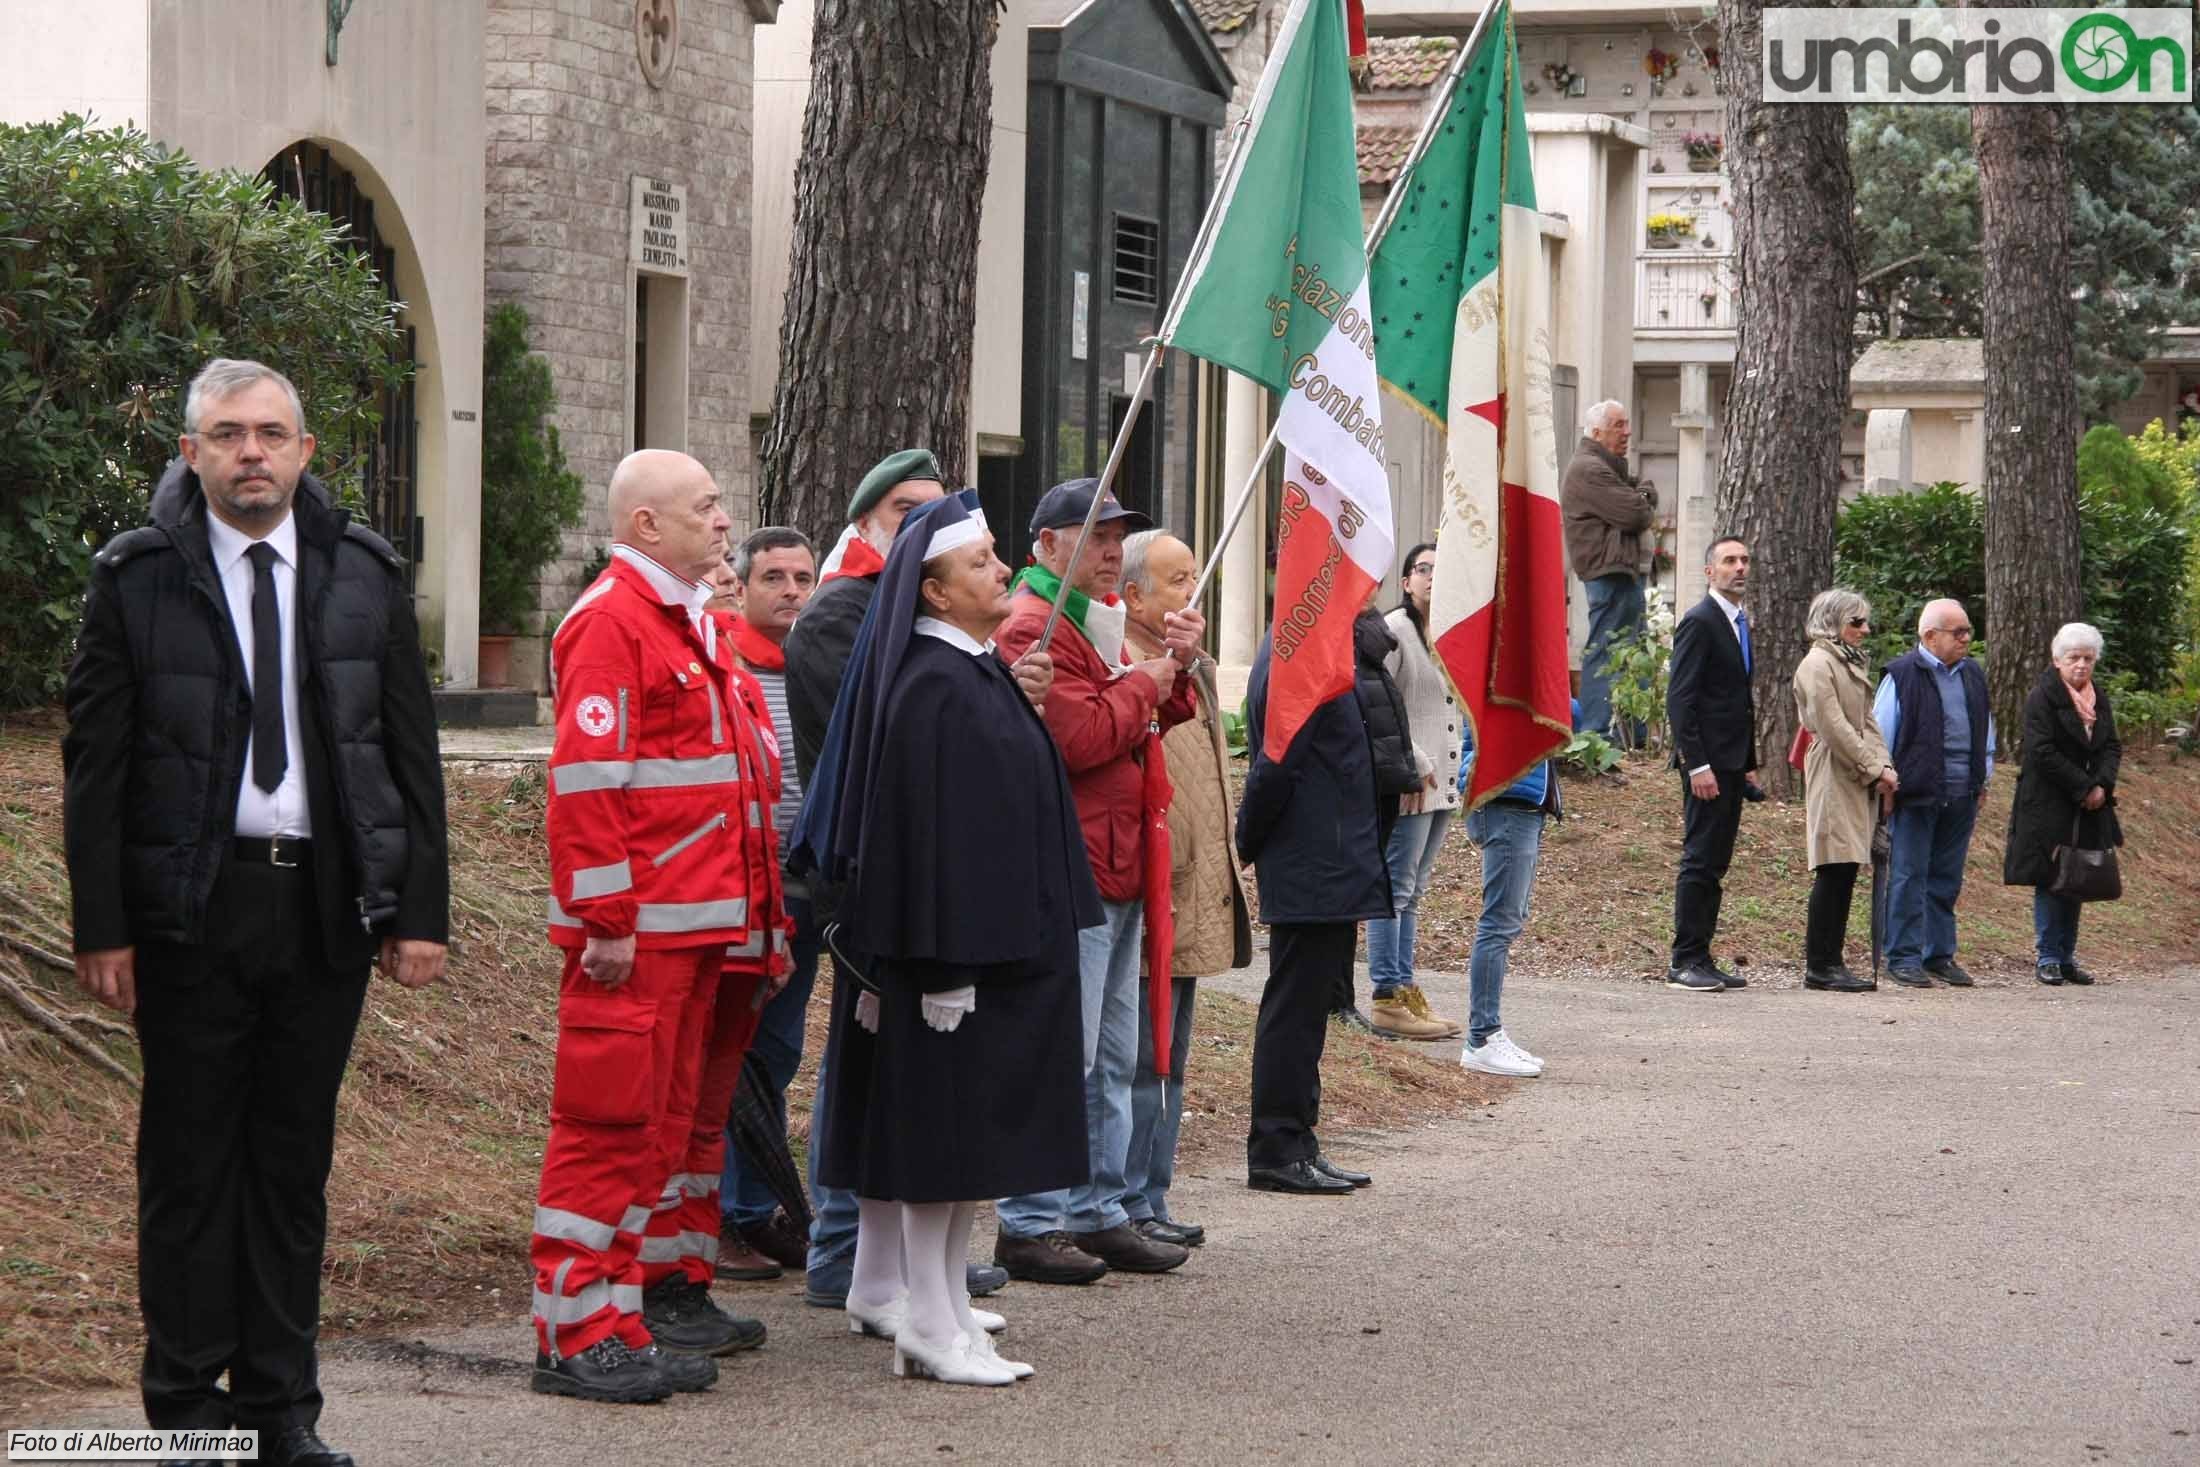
1805, 587, 1871, 643
2051, 621, 2105, 660
732, 525, 814, 582
1584, 399, 1628, 433
184, 358, 305, 435
1120, 528, 1165, 596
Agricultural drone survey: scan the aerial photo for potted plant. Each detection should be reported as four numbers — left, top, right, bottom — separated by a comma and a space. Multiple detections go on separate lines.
479, 302, 586, 688
1683, 130, 1724, 171
1646, 212, 1694, 249
1700, 288, 1720, 319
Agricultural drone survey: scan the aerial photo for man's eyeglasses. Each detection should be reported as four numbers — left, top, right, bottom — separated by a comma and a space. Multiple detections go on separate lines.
1935, 626, 1975, 641
197, 425, 296, 450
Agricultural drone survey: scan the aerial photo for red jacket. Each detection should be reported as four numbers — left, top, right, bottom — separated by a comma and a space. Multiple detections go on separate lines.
995, 589, 1198, 903
546, 550, 784, 955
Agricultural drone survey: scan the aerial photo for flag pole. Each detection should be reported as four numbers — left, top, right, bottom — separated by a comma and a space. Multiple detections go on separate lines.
1184, 0, 1506, 612
1032, 104, 1260, 655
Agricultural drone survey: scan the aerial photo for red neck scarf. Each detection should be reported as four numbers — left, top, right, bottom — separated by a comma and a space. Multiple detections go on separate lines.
729, 615, 787, 673
819, 527, 887, 584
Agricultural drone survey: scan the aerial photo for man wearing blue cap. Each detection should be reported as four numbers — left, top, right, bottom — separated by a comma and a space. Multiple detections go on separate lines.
990, 479, 1206, 1284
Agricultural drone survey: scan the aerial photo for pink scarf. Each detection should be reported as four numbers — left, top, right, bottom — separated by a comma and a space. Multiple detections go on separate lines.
2066, 676, 2097, 738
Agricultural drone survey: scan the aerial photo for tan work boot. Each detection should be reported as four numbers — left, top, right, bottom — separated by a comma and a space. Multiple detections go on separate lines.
1400, 984, 1465, 1038
1370, 994, 1452, 1039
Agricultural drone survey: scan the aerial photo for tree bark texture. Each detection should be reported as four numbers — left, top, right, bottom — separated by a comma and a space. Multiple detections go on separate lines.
758, 0, 999, 549
1972, 86, 2082, 760
1713, 0, 1857, 800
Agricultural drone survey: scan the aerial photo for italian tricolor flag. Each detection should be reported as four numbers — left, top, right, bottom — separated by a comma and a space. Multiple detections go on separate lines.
1369, 2, 1569, 806
1165, 0, 1393, 763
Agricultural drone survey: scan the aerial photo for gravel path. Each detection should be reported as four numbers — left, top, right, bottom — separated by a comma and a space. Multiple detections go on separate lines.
37, 965, 2200, 1465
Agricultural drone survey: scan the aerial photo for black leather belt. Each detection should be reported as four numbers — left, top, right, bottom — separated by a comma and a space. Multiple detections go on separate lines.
233, 835, 313, 869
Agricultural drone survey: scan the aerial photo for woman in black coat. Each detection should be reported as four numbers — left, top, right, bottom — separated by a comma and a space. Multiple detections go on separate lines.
2002, 622, 2122, 986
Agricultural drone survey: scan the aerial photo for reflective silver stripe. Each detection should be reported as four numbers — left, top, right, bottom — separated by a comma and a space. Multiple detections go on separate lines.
549, 896, 748, 932
670, 1172, 715, 1198
706, 681, 724, 745
532, 1279, 644, 1326
619, 1205, 652, 1235
725, 933, 763, 959
570, 858, 633, 901
545, 1257, 576, 1365
651, 813, 725, 869
748, 801, 763, 829
636, 1230, 719, 1264
616, 687, 629, 753
552, 760, 634, 795
630, 755, 742, 789
533, 1205, 618, 1252
636, 898, 748, 932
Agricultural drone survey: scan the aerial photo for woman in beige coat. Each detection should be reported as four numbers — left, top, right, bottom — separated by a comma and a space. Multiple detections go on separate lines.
1792, 589, 1899, 992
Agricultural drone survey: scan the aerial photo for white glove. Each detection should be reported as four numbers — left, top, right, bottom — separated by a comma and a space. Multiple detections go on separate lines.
920, 985, 977, 1033
855, 990, 880, 1034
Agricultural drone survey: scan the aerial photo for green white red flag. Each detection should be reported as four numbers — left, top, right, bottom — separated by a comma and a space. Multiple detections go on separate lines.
1368, 2, 1568, 806
1165, 0, 1392, 762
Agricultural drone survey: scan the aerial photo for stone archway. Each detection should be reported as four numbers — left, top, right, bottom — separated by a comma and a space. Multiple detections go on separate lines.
261, 140, 421, 584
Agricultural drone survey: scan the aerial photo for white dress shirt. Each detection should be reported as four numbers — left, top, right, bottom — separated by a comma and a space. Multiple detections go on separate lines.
205, 510, 311, 838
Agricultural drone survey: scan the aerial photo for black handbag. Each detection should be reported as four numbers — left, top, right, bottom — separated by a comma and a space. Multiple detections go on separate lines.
2050, 812, 2122, 903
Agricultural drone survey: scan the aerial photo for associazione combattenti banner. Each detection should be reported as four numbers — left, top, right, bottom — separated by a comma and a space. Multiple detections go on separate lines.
1763, 8, 2192, 103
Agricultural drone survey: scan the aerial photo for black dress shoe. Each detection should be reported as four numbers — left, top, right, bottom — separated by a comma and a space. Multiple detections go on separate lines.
1312, 1155, 1372, 1188
1925, 959, 1974, 987
1666, 965, 1724, 992
1133, 1216, 1205, 1247
1248, 1160, 1355, 1195
1887, 966, 1934, 989
2036, 962, 2066, 985
2061, 962, 2096, 986
1330, 1006, 1377, 1034
1804, 965, 1872, 992
260, 1425, 358, 1467
1070, 1221, 1188, 1273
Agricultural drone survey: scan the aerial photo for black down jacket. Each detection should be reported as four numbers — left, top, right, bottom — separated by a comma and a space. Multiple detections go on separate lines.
1354, 606, 1422, 809
62, 460, 448, 967
1234, 640, 1393, 926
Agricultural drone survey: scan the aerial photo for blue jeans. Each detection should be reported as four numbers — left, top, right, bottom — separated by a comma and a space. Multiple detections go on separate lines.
1580, 572, 1646, 743
996, 899, 1143, 1237
803, 901, 860, 1278
2033, 887, 2082, 967
1366, 809, 1454, 998
1123, 976, 1198, 1225
1464, 805, 1544, 1048
722, 897, 821, 1227
1885, 793, 1980, 969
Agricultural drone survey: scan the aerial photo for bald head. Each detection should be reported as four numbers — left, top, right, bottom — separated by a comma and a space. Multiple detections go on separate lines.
608, 450, 731, 582
1918, 598, 1975, 667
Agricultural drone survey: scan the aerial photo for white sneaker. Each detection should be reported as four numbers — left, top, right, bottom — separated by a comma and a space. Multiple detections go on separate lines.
1461, 1033, 1541, 1077
1491, 1029, 1544, 1075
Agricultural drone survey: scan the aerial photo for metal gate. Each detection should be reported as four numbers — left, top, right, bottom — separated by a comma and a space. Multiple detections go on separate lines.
261, 141, 420, 585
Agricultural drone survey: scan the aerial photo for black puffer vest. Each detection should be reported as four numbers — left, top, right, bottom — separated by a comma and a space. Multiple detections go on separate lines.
1353, 607, 1421, 802
88, 461, 414, 946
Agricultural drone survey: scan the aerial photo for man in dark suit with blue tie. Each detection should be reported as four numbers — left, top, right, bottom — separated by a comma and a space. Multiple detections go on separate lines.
1664, 536, 1761, 992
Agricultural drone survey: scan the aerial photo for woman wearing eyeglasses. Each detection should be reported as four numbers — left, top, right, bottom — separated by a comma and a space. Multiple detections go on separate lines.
1791, 589, 1898, 991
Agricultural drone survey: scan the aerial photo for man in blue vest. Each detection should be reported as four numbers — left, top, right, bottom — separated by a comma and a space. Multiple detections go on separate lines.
1873, 598, 1996, 989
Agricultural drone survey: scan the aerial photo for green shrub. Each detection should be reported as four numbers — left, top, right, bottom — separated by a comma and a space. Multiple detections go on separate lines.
0, 116, 404, 708
2077, 422, 2181, 514
1601, 586, 1676, 752
479, 303, 585, 634
1557, 729, 1624, 777
1833, 474, 2190, 689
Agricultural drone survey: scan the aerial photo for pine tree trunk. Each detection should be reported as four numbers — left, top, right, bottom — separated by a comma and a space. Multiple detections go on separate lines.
758, 0, 999, 548
1973, 88, 2081, 760
1712, 0, 1857, 800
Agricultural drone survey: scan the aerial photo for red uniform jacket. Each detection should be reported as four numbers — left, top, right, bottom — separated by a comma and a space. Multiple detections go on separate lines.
995, 588, 1198, 904
546, 550, 784, 957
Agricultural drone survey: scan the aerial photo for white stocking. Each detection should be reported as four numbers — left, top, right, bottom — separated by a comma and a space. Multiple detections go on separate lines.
848, 1197, 906, 1312
945, 1200, 982, 1337
898, 1201, 960, 1349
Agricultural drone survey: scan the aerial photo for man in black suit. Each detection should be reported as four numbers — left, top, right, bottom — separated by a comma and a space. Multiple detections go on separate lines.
1664, 535, 1761, 992
64, 359, 448, 1467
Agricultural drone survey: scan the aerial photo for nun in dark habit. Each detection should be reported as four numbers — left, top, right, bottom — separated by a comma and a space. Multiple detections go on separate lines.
790, 489, 1098, 1386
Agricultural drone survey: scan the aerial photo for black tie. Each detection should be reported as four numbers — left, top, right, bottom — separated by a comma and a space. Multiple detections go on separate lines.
246, 541, 287, 794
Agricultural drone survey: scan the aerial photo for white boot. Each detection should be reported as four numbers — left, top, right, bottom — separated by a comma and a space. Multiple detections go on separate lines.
891, 1327, 1016, 1387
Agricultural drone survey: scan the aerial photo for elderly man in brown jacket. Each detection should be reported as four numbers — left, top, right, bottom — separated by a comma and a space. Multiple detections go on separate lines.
1561, 399, 1658, 742
1119, 530, 1251, 1250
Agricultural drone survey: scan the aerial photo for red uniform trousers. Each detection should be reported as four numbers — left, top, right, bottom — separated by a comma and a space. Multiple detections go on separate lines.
639, 962, 768, 1288
531, 945, 729, 1359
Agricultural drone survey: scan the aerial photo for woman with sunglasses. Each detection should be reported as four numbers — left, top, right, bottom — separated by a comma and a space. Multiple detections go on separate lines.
1791, 589, 1898, 991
